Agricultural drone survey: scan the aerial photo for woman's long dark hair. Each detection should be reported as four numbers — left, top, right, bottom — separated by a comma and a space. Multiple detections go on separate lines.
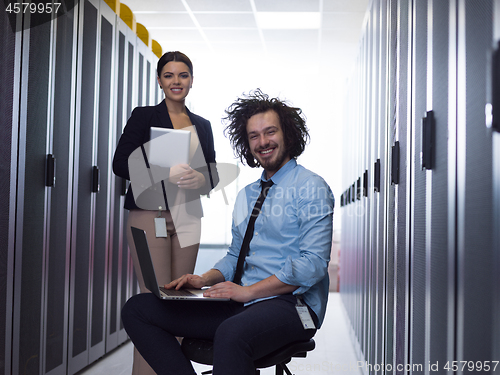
223, 89, 310, 167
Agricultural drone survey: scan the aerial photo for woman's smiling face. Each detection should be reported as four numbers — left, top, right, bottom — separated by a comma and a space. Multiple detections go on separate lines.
157, 61, 193, 104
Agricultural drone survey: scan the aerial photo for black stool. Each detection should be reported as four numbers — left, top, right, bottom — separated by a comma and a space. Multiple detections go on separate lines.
181, 338, 315, 375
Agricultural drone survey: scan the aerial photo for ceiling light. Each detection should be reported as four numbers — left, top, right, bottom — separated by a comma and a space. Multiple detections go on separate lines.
255, 12, 321, 29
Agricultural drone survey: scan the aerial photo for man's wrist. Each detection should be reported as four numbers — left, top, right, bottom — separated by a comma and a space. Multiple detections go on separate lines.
201, 269, 225, 286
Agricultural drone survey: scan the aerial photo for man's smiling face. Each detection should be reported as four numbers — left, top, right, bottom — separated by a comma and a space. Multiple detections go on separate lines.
246, 110, 290, 179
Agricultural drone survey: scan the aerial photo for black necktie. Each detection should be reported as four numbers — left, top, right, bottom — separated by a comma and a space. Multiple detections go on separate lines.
233, 179, 274, 285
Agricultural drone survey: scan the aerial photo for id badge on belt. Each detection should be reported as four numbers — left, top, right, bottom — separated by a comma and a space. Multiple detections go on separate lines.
295, 296, 316, 330
154, 207, 168, 238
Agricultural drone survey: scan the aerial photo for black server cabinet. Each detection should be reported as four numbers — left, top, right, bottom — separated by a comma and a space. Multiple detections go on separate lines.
383, 0, 398, 372
391, 0, 411, 373
12, 7, 77, 374
106, 18, 126, 353
358, 30, 369, 363
363, 24, 373, 366
3, 0, 149, 374
455, 0, 495, 369
7, 3, 80, 375
123, 32, 136, 318
137, 42, 146, 107
149, 50, 159, 106
353, 51, 364, 361
408, 0, 427, 373
372, 0, 389, 372
0, 8, 21, 375
136, 40, 159, 107
68, 0, 99, 371
494, 128, 500, 364
383, 0, 397, 371
341, 0, 499, 373
339, 65, 356, 354
106, 18, 135, 352
493, 0, 500, 364
44, 4, 78, 375
363, 11, 374, 368
88, 2, 116, 365
363, 0, 376, 372
427, 0, 455, 369
68, 0, 115, 372
13, 13, 52, 375
154, 56, 162, 105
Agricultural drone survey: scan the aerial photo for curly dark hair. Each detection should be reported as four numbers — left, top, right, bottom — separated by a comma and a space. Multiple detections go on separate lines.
223, 89, 310, 168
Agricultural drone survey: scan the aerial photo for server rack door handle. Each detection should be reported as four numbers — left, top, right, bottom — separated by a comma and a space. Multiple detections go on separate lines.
120, 177, 127, 196
45, 154, 56, 187
374, 159, 381, 192
421, 110, 435, 169
363, 170, 368, 197
492, 40, 500, 132
92, 166, 100, 193
391, 141, 400, 185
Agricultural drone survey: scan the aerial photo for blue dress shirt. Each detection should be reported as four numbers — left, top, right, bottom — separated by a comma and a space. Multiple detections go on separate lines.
213, 159, 334, 327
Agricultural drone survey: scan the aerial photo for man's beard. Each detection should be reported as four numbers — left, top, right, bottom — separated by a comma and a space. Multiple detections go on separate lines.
255, 146, 288, 174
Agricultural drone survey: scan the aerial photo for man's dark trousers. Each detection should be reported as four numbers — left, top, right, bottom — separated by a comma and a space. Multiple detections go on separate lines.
121, 292, 317, 375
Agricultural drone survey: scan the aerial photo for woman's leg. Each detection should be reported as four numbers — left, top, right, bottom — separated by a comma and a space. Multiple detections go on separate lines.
127, 209, 173, 292
165, 210, 200, 280
127, 209, 175, 375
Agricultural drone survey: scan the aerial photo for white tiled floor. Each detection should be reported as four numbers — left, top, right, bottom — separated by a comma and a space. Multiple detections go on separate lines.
77, 293, 362, 375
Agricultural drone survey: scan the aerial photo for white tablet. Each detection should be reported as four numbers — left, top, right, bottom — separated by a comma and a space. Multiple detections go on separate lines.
147, 127, 191, 167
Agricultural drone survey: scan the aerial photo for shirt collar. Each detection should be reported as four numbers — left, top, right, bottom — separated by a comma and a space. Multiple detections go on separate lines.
259, 159, 297, 187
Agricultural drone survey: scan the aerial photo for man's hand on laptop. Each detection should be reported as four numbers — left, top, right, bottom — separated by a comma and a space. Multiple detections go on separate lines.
165, 269, 227, 294
201, 281, 253, 303
165, 274, 207, 290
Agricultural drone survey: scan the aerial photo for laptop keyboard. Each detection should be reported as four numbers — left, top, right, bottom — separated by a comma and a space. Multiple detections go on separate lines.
159, 287, 196, 297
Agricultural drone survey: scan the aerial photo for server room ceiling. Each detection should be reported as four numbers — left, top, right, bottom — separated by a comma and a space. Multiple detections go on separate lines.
122, 0, 369, 73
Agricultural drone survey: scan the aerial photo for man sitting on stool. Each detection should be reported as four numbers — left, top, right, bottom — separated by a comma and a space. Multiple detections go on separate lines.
121, 89, 335, 375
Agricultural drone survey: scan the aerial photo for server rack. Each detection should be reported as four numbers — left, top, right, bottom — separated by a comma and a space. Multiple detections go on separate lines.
408, 0, 427, 373
88, 1, 116, 366
1, 0, 158, 373
44, 3, 78, 374
0, 8, 22, 375
392, 1, 412, 373
364, 7, 375, 369
427, 0, 456, 369
493, 0, 500, 364
68, 0, 106, 371
12, 6, 68, 374
105, 15, 134, 354
455, 0, 495, 369
383, 1, 398, 371
340, 0, 498, 374
373, 0, 389, 373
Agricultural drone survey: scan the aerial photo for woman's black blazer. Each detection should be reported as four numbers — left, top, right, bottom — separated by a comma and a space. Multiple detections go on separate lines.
113, 100, 219, 214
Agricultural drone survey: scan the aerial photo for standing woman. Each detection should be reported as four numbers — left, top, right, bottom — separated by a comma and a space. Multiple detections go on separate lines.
113, 51, 218, 375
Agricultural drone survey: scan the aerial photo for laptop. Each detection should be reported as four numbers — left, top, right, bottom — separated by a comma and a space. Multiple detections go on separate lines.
146, 127, 191, 167
130, 226, 230, 301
